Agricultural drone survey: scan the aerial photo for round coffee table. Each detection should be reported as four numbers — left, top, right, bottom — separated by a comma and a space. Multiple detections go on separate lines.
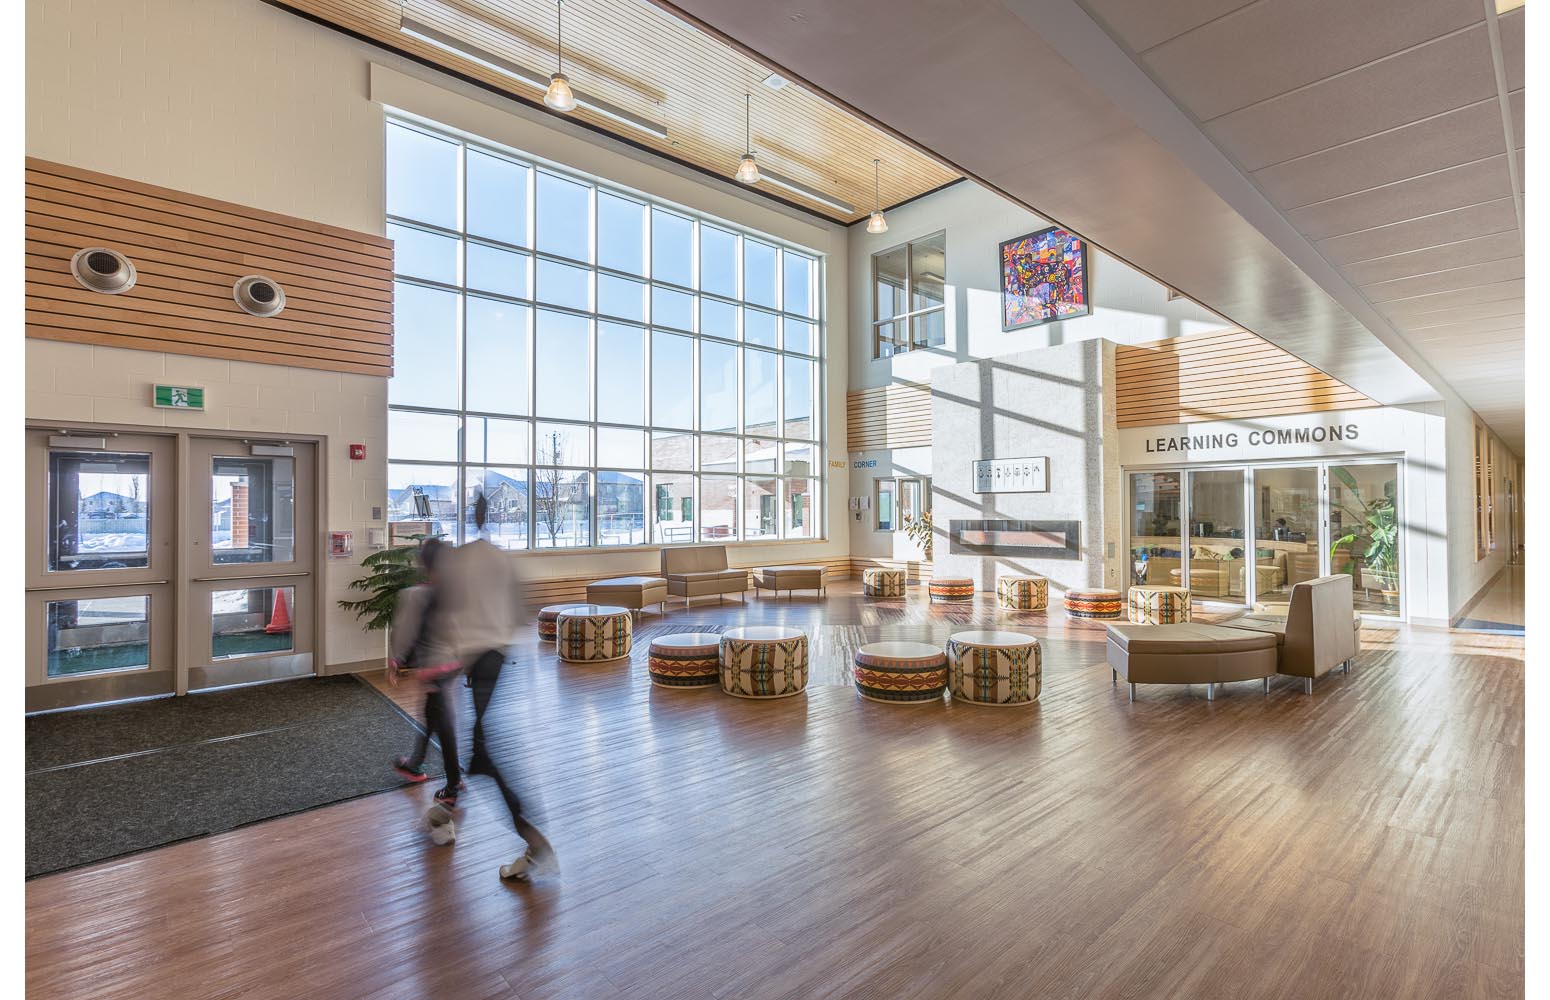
853, 640, 948, 704
929, 577, 975, 603
719, 625, 808, 699
862, 567, 906, 598
554, 604, 633, 663
646, 632, 723, 688
996, 575, 1049, 611
537, 602, 589, 641
946, 630, 1042, 706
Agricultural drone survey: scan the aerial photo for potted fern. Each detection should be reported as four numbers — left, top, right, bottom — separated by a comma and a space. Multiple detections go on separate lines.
902, 510, 934, 583
338, 534, 438, 632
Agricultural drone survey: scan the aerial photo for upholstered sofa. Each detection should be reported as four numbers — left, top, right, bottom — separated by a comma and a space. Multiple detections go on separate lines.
1218, 574, 1360, 693
660, 545, 747, 606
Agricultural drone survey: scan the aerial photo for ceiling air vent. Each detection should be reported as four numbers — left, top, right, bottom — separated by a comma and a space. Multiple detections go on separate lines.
233, 275, 286, 318
69, 247, 137, 295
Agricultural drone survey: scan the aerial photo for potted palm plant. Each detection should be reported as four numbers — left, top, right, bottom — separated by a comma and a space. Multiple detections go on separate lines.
1329, 469, 1399, 605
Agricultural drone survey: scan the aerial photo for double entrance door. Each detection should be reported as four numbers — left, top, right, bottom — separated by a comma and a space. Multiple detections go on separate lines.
1128, 458, 1403, 619
25, 429, 318, 712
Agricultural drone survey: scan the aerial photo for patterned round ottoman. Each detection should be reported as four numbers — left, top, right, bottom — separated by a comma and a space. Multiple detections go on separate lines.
996, 575, 1049, 611
718, 626, 808, 699
1064, 588, 1123, 621
554, 605, 633, 663
646, 632, 723, 688
1128, 585, 1192, 624
862, 567, 906, 598
853, 641, 948, 704
537, 603, 589, 641
928, 577, 975, 603
946, 631, 1042, 706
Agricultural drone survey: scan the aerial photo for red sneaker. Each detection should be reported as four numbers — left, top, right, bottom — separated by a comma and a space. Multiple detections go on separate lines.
393, 756, 429, 783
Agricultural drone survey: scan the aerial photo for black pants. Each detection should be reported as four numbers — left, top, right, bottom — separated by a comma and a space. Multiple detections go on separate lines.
466, 648, 541, 842
409, 675, 461, 788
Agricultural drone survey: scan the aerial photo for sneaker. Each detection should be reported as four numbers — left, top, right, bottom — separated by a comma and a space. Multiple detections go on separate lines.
393, 756, 429, 783
500, 850, 536, 881
433, 785, 459, 808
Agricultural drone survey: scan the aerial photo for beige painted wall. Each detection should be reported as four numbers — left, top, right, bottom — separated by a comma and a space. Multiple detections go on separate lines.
26, 0, 852, 672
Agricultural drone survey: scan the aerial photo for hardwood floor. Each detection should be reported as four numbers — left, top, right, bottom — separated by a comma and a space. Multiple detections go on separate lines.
25, 584, 1524, 999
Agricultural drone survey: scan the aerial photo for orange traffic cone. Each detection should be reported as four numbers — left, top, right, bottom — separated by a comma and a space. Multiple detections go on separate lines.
265, 589, 293, 634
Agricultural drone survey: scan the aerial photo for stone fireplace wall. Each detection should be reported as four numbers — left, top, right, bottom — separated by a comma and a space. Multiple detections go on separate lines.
929, 339, 1121, 595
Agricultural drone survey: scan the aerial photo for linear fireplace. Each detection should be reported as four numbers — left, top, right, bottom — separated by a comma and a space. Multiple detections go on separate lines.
948, 519, 1082, 559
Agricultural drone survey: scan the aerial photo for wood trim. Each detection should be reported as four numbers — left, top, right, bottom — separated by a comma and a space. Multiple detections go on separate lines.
25, 158, 394, 378
1114, 328, 1373, 428
846, 382, 932, 452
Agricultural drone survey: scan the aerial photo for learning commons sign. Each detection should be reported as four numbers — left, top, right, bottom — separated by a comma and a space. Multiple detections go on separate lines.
1142, 422, 1361, 454
1116, 407, 1418, 466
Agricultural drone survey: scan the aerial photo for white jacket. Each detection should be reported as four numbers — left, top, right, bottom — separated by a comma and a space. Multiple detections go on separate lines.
444, 538, 525, 661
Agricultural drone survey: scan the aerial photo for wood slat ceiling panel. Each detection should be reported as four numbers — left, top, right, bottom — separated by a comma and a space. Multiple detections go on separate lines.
26, 157, 395, 378
1115, 328, 1374, 428
270, 0, 959, 223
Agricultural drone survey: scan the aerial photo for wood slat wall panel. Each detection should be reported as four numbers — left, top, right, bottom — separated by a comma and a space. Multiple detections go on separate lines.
1114, 328, 1373, 428
25, 158, 395, 378
846, 382, 933, 452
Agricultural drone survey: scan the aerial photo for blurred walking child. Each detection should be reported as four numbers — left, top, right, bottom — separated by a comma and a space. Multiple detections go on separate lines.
389, 538, 464, 809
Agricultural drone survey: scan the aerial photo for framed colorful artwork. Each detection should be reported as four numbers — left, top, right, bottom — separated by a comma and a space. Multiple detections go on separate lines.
999, 226, 1090, 330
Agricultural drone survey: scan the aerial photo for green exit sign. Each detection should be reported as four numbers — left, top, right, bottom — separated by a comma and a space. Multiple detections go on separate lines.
152, 384, 205, 410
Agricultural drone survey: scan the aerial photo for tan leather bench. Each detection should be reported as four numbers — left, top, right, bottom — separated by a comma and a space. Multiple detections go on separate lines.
660, 545, 747, 607
1105, 622, 1278, 702
1217, 574, 1359, 693
753, 565, 826, 600
585, 576, 668, 618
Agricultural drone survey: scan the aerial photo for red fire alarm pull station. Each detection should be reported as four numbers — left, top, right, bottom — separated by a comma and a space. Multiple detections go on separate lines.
349, 443, 366, 460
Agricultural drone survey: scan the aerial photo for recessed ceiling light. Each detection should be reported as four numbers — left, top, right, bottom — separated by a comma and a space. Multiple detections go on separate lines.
761, 72, 788, 91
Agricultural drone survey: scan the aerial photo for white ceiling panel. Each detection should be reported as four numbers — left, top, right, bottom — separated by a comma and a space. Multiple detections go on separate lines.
1342, 230, 1522, 285
1204, 25, 1498, 171
1077, 0, 1255, 52
1289, 154, 1512, 240
1139, 0, 1483, 121
1380, 276, 1524, 311
1315, 197, 1518, 263
655, 0, 1524, 454
1253, 98, 1507, 209
1361, 256, 1524, 303
1500, 9, 1524, 90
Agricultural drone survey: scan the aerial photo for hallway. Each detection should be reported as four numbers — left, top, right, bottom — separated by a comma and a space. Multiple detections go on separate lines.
1457, 565, 1526, 635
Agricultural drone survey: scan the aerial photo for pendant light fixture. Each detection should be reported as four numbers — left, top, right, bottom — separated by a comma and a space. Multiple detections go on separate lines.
735, 94, 761, 184
866, 158, 889, 234
544, 0, 577, 112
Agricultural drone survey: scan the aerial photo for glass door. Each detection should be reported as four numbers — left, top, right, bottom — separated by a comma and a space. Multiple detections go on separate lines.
1128, 471, 1182, 589
186, 439, 317, 690
1249, 466, 1322, 611
25, 431, 177, 712
1328, 462, 1401, 618
1185, 469, 1248, 605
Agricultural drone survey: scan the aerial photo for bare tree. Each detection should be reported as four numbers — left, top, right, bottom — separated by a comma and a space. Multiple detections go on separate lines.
534, 431, 568, 546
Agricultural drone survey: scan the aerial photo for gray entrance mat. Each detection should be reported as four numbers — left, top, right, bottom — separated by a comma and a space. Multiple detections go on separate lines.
26, 675, 442, 878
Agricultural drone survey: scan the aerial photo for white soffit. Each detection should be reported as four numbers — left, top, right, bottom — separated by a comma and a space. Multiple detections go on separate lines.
650, 0, 1524, 454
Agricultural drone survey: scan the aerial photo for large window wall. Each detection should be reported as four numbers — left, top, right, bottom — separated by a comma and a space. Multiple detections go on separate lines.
385, 119, 825, 549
